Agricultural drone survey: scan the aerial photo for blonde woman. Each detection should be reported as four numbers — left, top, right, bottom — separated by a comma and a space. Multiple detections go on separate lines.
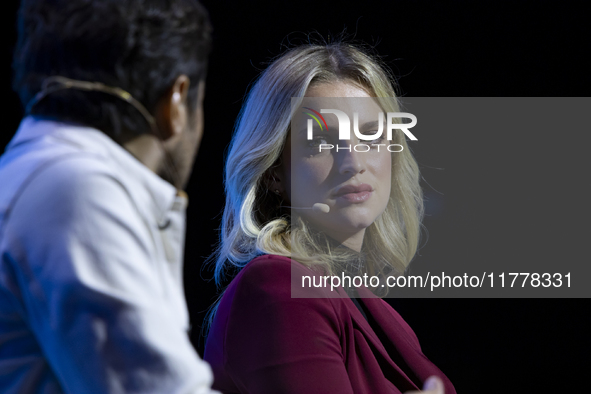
204, 43, 454, 394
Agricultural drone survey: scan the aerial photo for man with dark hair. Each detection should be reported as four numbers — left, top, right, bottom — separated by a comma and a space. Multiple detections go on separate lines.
0, 1, 217, 392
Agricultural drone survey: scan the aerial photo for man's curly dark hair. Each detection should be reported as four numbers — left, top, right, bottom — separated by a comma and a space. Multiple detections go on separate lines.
12, 0, 212, 140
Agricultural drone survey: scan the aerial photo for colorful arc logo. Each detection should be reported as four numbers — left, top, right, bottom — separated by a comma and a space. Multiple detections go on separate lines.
303, 107, 329, 132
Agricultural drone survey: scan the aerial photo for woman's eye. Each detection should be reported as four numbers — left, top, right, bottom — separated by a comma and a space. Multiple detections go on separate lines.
307, 136, 329, 148
364, 134, 385, 145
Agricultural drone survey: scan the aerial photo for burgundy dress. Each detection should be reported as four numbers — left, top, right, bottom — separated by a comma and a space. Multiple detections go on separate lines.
204, 254, 456, 394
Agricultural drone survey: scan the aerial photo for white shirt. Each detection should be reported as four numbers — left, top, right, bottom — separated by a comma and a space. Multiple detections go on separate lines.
0, 117, 216, 393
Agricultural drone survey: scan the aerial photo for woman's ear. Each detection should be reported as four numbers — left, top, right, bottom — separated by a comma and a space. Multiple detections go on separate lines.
155, 74, 191, 140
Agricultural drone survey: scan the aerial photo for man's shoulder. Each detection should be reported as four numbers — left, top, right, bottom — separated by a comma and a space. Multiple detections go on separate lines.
0, 119, 145, 218
0, 151, 136, 237
0, 122, 120, 206
4, 149, 121, 203
1, 119, 175, 229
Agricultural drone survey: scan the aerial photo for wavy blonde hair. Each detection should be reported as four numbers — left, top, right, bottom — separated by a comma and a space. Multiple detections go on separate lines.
211, 42, 423, 293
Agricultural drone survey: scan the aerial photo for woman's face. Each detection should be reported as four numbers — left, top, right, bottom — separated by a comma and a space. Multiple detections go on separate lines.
278, 81, 392, 251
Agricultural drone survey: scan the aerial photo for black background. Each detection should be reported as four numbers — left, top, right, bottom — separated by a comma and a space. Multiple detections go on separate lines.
2, 1, 590, 392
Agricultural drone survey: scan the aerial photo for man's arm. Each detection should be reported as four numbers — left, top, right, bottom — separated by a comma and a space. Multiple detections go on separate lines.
4, 156, 215, 394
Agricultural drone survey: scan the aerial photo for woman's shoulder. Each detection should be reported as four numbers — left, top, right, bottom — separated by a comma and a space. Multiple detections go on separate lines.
230, 254, 304, 292
241, 253, 294, 271
233, 254, 313, 287
223, 254, 339, 308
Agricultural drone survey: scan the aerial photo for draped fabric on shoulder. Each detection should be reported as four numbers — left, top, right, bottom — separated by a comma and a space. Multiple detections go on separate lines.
204, 254, 456, 394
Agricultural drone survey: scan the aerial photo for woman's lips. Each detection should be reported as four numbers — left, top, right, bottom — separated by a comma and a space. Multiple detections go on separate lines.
333, 183, 373, 203
338, 190, 372, 203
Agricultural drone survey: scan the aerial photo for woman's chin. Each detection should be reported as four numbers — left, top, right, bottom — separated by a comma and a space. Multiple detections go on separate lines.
332, 209, 378, 228
300, 205, 380, 235
318, 218, 375, 237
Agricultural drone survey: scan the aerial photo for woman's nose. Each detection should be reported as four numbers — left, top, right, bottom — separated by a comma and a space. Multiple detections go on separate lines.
337, 143, 366, 176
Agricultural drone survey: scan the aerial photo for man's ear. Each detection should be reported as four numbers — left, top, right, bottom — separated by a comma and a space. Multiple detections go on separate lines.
155, 74, 191, 140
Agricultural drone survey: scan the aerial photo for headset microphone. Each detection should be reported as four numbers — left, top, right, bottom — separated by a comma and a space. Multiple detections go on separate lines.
281, 203, 330, 213
311, 203, 330, 213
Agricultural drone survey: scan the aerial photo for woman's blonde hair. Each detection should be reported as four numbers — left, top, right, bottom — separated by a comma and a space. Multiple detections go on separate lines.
212, 42, 423, 291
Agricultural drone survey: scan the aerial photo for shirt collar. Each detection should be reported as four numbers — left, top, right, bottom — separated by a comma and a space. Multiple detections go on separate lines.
9, 116, 184, 223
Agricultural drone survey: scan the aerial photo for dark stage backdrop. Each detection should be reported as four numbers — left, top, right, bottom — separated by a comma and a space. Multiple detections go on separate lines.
2, 1, 589, 393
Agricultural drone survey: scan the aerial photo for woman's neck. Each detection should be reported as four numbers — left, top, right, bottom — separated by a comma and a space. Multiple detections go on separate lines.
325, 229, 365, 252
